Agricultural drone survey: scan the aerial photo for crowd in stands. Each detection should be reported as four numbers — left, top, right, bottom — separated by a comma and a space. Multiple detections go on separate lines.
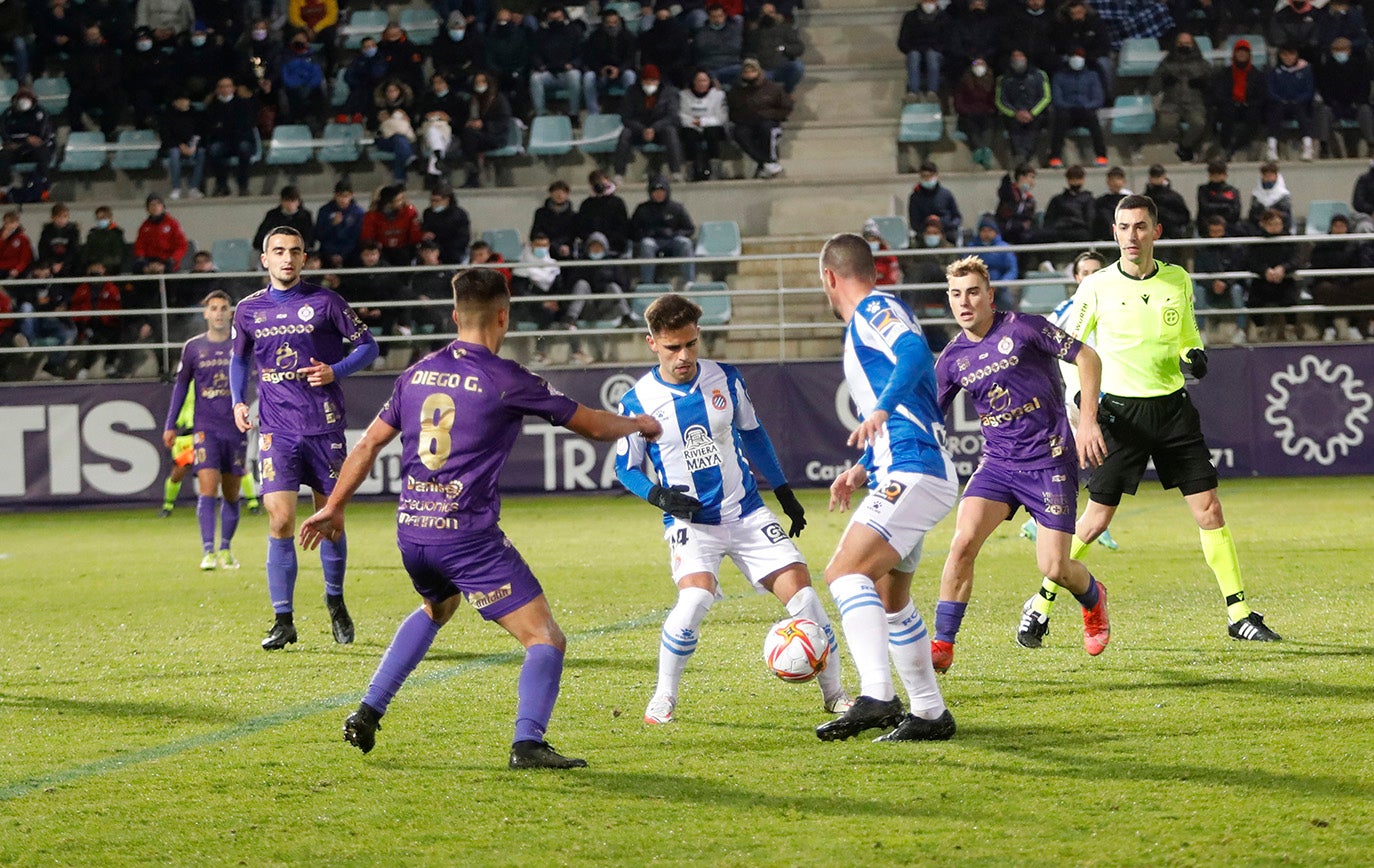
0, 0, 808, 195
0, 166, 709, 377
899, 0, 1374, 167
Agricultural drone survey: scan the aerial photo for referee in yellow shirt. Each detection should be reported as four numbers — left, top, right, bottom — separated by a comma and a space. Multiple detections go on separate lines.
1022, 193, 1280, 643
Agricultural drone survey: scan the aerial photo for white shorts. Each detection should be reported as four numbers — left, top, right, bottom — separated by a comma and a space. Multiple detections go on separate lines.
666, 506, 805, 591
852, 462, 959, 573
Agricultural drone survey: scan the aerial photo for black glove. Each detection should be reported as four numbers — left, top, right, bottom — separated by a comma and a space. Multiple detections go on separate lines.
773, 483, 807, 538
648, 484, 702, 520
1184, 348, 1209, 380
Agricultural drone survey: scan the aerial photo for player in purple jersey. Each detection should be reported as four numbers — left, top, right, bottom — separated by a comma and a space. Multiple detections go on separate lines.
164, 290, 248, 571
230, 227, 379, 651
299, 268, 662, 770
929, 255, 1111, 673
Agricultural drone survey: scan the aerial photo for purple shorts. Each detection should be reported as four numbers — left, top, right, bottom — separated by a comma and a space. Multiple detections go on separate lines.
193, 430, 247, 476
257, 430, 347, 496
962, 459, 1079, 534
398, 529, 544, 622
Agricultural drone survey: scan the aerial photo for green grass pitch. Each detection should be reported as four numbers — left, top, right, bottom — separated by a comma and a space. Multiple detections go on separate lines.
2, 477, 1373, 865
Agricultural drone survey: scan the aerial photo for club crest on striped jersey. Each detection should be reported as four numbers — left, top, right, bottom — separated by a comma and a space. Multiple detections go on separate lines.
710, 389, 727, 410
682, 424, 722, 471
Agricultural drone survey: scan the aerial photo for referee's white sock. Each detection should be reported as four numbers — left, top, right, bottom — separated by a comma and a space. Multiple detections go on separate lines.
828, 574, 895, 702
655, 586, 715, 699
887, 602, 946, 719
786, 585, 846, 707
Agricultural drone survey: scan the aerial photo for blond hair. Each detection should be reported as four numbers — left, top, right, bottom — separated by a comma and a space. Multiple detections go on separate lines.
945, 255, 991, 286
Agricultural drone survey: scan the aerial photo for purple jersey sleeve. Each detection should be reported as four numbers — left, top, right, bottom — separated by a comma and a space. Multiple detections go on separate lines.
500, 365, 579, 427
1016, 312, 1083, 367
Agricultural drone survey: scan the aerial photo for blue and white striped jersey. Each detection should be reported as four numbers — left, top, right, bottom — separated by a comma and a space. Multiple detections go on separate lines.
844, 290, 949, 479
616, 359, 773, 526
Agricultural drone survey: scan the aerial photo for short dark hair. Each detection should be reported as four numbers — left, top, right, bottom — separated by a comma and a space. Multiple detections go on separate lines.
280, 185, 301, 201
644, 292, 702, 334
451, 267, 511, 324
1116, 194, 1158, 224
359, 239, 382, 253
1204, 214, 1228, 229
202, 289, 232, 305
1259, 160, 1279, 174
530, 231, 550, 243
261, 226, 305, 253
549, 179, 570, 194
469, 240, 491, 253
1014, 162, 1036, 180
1065, 164, 1086, 181
918, 160, 938, 174
1106, 166, 1126, 180
820, 232, 876, 281
1207, 159, 1228, 175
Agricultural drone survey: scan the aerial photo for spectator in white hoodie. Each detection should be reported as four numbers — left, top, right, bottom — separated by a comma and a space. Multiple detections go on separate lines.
678, 69, 729, 181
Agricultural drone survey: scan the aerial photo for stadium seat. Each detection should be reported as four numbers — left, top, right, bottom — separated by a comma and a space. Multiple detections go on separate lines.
482, 228, 523, 262
1115, 38, 1164, 77
528, 114, 573, 156
110, 129, 160, 171
868, 215, 909, 250
212, 238, 255, 273
342, 9, 389, 49
898, 104, 943, 143
606, 1, 642, 24
483, 120, 524, 159
265, 125, 314, 165
1305, 200, 1352, 235
330, 68, 349, 108
398, 8, 440, 45
33, 76, 69, 115
1194, 35, 1214, 57
579, 113, 623, 154
1110, 95, 1155, 136
631, 281, 673, 318
695, 220, 741, 257
1019, 281, 1070, 314
0, 79, 16, 103
685, 281, 733, 326
58, 131, 108, 173
319, 122, 365, 162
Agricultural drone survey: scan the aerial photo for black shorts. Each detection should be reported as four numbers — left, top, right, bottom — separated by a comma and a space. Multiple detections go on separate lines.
1086, 389, 1218, 507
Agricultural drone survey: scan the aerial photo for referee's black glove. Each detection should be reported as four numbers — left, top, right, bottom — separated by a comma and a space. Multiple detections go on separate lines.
648, 484, 702, 520
1184, 348, 1209, 380
773, 484, 807, 538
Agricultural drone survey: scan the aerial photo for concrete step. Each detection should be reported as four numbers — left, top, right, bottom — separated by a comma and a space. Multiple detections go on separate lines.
803, 16, 905, 67
791, 75, 905, 124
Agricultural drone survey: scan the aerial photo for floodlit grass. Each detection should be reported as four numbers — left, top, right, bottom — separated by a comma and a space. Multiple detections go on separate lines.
1, 477, 1373, 865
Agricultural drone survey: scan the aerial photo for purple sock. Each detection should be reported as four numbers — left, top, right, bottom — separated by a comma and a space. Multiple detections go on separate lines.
934, 600, 967, 644
1074, 576, 1101, 610
196, 496, 217, 552
320, 532, 347, 597
266, 536, 298, 614
514, 643, 565, 744
220, 498, 241, 548
362, 608, 442, 715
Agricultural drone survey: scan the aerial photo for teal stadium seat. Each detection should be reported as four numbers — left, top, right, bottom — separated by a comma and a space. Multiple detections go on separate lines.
528, 114, 573, 156
399, 8, 440, 45
1115, 38, 1164, 78
1305, 200, 1351, 235
483, 121, 524, 158
342, 9, 389, 49
579, 113, 623, 154
898, 104, 943, 144
631, 281, 673, 318
1110, 95, 1155, 136
319, 122, 365, 162
212, 238, 255, 273
265, 125, 314, 165
330, 68, 349, 108
695, 220, 741, 257
685, 282, 732, 326
607, 1, 642, 24
58, 131, 108, 172
111, 129, 159, 171
868, 215, 909, 250
33, 76, 69, 115
0, 79, 17, 102
482, 228, 523, 262
1018, 281, 1070, 314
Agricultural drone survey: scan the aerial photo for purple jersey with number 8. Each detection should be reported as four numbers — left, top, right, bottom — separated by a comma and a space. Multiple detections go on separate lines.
378, 340, 578, 543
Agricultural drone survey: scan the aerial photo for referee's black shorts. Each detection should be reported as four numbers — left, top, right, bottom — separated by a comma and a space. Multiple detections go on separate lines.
1086, 389, 1218, 507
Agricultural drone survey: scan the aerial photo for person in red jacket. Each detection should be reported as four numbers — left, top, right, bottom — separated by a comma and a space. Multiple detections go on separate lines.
133, 193, 189, 271
862, 219, 901, 287
0, 209, 33, 277
360, 184, 423, 266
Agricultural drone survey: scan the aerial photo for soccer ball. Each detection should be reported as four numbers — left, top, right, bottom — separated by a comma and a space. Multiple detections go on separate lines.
763, 617, 830, 683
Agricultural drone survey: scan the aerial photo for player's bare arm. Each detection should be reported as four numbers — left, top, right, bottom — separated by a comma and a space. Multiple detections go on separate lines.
300, 416, 400, 549
1072, 344, 1107, 468
828, 463, 869, 512
566, 405, 663, 442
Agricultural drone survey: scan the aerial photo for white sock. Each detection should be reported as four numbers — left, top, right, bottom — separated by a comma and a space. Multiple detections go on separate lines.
887, 602, 946, 719
786, 585, 846, 706
828, 574, 894, 701
655, 586, 715, 699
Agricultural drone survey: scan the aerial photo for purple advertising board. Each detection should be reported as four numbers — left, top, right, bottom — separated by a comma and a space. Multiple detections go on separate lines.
1, 345, 1370, 508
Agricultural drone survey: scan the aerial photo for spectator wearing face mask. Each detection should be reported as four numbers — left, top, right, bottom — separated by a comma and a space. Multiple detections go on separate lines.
563, 230, 638, 342
583, 8, 638, 115
432, 12, 486, 93
85, 206, 129, 275
577, 169, 631, 255
66, 23, 124, 139
1149, 31, 1211, 163
254, 186, 316, 253
1269, 0, 1324, 62
1210, 38, 1266, 162
694, 4, 744, 87
995, 48, 1050, 165
1244, 161, 1293, 233
744, 2, 804, 94
279, 34, 328, 131
727, 57, 791, 179
1265, 43, 1318, 161
945, 0, 999, 90
340, 37, 388, 123
361, 184, 424, 267
286, 0, 339, 76
897, 0, 949, 103
421, 184, 470, 265
530, 5, 586, 120
1314, 37, 1374, 155
862, 220, 901, 287
133, 193, 189, 272
0, 86, 55, 197
1313, 0, 1370, 55
1047, 49, 1107, 168
176, 20, 232, 104
952, 55, 997, 170
639, 3, 693, 89
907, 161, 961, 243
136, 0, 195, 49
315, 180, 365, 268
127, 26, 177, 129
999, 0, 1057, 81
1041, 164, 1095, 244
615, 64, 684, 182
202, 76, 257, 197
